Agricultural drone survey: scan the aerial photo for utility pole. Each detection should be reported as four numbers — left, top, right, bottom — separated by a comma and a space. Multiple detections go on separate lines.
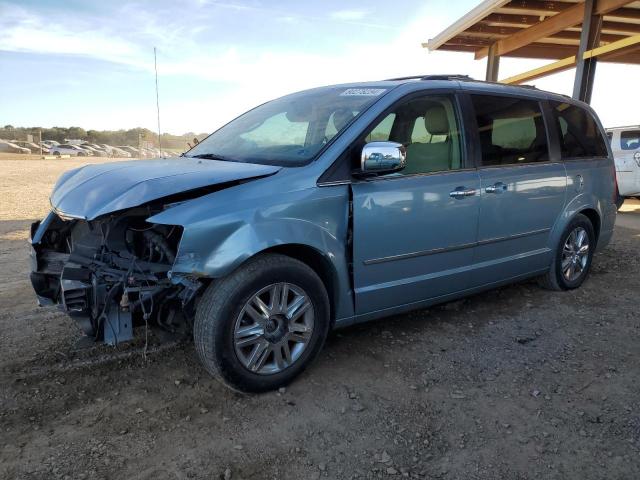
154, 47, 162, 157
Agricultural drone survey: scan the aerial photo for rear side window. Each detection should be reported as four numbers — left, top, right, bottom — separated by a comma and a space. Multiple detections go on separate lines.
621, 130, 640, 151
471, 95, 549, 166
550, 102, 608, 159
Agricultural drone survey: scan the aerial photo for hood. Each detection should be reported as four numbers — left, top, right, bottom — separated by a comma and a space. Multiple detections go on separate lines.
50, 157, 280, 220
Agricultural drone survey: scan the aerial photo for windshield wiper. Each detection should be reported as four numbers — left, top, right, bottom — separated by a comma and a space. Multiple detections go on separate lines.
189, 153, 238, 162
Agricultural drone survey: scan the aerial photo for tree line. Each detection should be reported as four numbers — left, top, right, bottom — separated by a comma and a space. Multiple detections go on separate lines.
0, 125, 208, 151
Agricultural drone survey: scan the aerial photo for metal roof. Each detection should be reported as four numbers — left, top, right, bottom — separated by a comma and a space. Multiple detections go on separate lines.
424, 0, 640, 64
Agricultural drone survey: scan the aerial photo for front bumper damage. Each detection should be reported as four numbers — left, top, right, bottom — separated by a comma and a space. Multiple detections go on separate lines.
30, 209, 202, 345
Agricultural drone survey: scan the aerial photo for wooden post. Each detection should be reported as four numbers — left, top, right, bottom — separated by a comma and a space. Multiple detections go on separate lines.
485, 44, 500, 82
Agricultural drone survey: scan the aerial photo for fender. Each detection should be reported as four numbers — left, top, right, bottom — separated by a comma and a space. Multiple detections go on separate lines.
148, 179, 355, 320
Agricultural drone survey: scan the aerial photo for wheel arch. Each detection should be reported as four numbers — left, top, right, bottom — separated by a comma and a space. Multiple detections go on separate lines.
552, 193, 606, 252
577, 207, 601, 245
252, 243, 340, 327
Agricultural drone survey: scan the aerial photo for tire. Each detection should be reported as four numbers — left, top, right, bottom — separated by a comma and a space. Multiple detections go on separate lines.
53, 151, 60, 156
615, 194, 625, 210
194, 253, 330, 393
539, 213, 595, 291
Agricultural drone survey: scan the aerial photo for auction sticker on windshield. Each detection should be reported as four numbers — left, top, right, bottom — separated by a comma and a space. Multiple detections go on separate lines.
340, 88, 387, 96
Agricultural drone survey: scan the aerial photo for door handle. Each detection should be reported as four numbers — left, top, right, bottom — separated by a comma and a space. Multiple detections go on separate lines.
449, 187, 477, 199
485, 182, 507, 194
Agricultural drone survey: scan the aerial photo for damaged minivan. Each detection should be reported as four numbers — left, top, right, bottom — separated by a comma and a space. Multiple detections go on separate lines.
30, 76, 617, 392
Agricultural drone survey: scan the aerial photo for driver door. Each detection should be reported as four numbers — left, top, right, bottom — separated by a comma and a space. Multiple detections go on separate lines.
351, 93, 480, 315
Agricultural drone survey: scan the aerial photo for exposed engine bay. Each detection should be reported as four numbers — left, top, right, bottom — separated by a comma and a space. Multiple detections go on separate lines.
30, 208, 202, 345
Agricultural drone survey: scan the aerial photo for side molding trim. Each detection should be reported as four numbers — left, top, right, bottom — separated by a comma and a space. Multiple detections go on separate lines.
363, 227, 550, 265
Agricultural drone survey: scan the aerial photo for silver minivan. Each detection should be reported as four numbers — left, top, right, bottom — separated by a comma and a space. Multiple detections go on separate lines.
30, 76, 617, 392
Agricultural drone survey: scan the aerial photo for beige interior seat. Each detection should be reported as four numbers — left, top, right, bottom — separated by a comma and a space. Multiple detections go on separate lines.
404, 105, 452, 175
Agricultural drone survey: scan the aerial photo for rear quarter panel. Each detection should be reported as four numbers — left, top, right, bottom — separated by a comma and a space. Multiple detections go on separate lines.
560, 158, 616, 251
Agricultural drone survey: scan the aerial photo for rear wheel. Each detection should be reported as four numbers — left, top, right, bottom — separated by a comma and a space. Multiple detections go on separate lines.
194, 254, 330, 393
615, 194, 625, 210
539, 214, 595, 291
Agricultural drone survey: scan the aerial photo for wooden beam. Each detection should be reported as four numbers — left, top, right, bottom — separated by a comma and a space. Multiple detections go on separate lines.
502, 43, 579, 58
476, 2, 584, 59
502, 56, 578, 84
436, 42, 579, 59
443, 37, 494, 48
466, 23, 626, 44
600, 20, 640, 35
425, 0, 512, 51
497, 1, 572, 15
482, 13, 545, 27
600, 51, 640, 63
475, 0, 632, 59
585, 33, 640, 59
501, 33, 640, 84
605, 7, 640, 21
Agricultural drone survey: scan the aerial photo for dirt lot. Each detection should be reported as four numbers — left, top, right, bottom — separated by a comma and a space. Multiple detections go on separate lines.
1, 158, 639, 480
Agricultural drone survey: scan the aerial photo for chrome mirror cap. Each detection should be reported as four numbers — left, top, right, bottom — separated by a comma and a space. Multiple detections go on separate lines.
361, 141, 406, 174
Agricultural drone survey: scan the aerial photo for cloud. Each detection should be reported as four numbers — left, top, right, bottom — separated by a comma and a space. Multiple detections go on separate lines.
0, 5, 138, 62
330, 9, 368, 21
0, 1, 487, 132
2, 0, 637, 133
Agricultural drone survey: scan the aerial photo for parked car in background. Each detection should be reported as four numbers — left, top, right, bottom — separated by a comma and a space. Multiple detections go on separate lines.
50, 144, 89, 156
116, 145, 141, 157
0, 140, 31, 154
607, 126, 640, 208
30, 77, 616, 393
14, 141, 49, 154
80, 144, 108, 157
141, 147, 157, 158
97, 144, 121, 157
108, 146, 132, 158
41, 140, 60, 149
84, 143, 109, 155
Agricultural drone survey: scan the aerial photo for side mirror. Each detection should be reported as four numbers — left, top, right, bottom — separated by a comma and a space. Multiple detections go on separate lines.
361, 141, 406, 174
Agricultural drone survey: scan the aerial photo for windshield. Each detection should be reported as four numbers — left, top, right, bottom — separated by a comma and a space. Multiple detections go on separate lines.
185, 86, 388, 166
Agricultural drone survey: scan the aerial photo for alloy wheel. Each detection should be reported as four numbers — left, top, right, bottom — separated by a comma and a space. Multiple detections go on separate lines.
233, 282, 314, 375
561, 226, 590, 282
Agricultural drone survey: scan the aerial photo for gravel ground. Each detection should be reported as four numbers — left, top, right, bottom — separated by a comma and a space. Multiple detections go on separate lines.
1, 158, 639, 480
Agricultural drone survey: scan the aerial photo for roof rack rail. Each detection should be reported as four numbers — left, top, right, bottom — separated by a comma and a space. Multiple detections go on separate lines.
385, 74, 473, 81
421, 74, 473, 81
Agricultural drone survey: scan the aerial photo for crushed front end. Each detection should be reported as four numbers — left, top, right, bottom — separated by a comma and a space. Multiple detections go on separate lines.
30, 208, 201, 345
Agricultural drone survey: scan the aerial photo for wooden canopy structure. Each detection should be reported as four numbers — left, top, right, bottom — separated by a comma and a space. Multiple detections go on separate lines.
423, 0, 640, 102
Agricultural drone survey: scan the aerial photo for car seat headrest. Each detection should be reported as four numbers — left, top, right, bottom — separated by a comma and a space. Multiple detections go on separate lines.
424, 105, 449, 135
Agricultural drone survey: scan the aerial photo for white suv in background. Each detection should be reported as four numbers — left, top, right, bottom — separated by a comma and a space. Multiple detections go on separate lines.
607, 126, 640, 208
51, 144, 91, 157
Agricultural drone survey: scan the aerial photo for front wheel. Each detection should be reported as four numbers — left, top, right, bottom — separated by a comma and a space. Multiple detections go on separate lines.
539, 214, 595, 291
194, 254, 330, 393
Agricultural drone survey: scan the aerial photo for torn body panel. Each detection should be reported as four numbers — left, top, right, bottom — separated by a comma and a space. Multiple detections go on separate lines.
31, 156, 355, 346
50, 157, 280, 220
30, 208, 198, 345
148, 181, 355, 321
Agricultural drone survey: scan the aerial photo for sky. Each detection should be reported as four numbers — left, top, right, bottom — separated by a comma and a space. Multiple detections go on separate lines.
1, 0, 639, 134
